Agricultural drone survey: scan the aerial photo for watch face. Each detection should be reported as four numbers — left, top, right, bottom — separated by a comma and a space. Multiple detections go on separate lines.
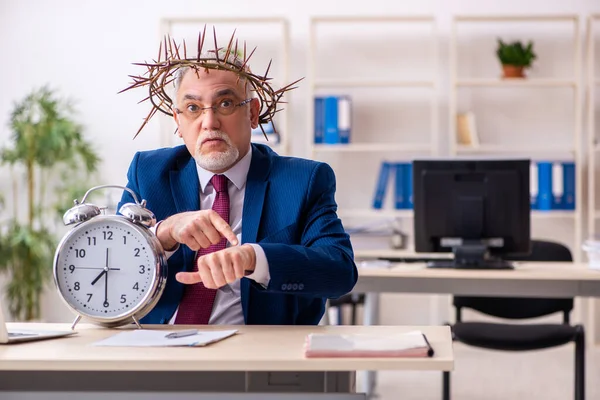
54, 217, 157, 319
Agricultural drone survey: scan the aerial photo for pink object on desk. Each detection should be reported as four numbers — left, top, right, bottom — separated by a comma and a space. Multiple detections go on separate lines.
304, 331, 434, 358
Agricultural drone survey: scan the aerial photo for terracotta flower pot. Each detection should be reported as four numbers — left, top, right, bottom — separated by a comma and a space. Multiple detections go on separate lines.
502, 64, 525, 78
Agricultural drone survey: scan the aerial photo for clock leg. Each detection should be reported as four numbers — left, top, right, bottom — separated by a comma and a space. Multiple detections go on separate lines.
70, 315, 82, 330
132, 315, 142, 329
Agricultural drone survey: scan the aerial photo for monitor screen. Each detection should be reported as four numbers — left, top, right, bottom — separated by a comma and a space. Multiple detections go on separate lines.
413, 158, 531, 269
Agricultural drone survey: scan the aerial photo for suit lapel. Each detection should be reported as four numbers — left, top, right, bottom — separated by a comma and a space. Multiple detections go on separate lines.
241, 144, 272, 324
170, 156, 200, 214
169, 155, 200, 272
242, 144, 271, 245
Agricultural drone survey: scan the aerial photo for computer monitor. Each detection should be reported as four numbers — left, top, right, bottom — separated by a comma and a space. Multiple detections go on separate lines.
413, 158, 531, 269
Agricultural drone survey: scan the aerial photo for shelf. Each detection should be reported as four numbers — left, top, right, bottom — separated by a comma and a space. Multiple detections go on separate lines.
162, 17, 288, 24
337, 209, 413, 219
456, 78, 577, 87
454, 15, 578, 22
313, 143, 431, 153
314, 79, 435, 88
455, 144, 574, 154
532, 210, 577, 219
311, 16, 434, 24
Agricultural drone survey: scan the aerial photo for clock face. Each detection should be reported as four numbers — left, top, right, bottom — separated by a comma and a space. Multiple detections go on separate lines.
54, 217, 157, 319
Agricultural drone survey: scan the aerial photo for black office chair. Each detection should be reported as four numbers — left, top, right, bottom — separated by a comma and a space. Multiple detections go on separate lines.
442, 239, 585, 400
328, 293, 365, 325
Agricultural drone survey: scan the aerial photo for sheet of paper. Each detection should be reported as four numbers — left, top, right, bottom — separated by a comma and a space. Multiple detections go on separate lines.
92, 329, 238, 347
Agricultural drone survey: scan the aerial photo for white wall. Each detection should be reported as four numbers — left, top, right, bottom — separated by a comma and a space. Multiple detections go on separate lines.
1, 0, 599, 323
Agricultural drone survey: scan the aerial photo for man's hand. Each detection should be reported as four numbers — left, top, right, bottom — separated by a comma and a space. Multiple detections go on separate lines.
156, 210, 238, 251
176, 244, 256, 289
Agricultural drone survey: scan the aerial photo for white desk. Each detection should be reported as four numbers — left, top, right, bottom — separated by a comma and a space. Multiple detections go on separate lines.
354, 261, 600, 396
0, 323, 452, 400
356, 262, 600, 298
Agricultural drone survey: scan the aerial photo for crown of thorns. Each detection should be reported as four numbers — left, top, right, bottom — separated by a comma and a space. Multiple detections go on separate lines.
120, 26, 303, 139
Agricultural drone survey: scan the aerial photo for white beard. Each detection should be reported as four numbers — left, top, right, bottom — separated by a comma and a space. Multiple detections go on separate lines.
194, 131, 239, 171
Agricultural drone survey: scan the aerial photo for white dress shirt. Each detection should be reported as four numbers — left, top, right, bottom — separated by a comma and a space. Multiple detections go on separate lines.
164, 145, 270, 324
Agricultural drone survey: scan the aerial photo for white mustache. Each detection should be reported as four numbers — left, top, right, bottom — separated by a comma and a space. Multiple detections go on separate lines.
196, 131, 232, 149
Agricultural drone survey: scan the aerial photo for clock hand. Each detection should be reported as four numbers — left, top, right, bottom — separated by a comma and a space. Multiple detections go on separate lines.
104, 247, 109, 307
104, 249, 120, 270
104, 267, 108, 306
91, 247, 112, 286
91, 269, 106, 286
91, 249, 111, 286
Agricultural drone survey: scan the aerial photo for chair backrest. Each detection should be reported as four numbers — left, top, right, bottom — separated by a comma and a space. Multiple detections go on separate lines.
453, 240, 574, 321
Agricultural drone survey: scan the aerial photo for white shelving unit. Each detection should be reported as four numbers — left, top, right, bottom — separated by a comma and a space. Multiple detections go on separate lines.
450, 14, 583, 258
307, 16, 439, 222
158, 17, 291, 155
450, 14, 595, 346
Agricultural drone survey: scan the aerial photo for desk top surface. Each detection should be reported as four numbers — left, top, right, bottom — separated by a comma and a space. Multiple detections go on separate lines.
0, 324, 452, 372
358, 262, 600, 281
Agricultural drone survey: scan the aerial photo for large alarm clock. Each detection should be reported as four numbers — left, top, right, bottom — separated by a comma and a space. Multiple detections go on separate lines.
53, 185, 168, 329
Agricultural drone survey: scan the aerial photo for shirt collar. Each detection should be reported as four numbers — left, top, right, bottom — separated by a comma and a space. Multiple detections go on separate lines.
196, 145, 252, 193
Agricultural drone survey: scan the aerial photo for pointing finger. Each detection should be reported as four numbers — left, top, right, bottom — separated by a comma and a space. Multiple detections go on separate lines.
209, 212, 238, 245
175, 272, 202, 284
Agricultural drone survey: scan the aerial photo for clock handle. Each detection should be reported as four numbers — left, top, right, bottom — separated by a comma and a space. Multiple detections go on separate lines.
72, 184, 156, 228
80, 184, 142, 205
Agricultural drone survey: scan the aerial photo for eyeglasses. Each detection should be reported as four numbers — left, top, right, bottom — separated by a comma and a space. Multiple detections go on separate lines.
174, 98, 253, 120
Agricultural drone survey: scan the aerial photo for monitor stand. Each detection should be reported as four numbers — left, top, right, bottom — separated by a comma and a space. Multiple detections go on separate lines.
426, 243, 514, 270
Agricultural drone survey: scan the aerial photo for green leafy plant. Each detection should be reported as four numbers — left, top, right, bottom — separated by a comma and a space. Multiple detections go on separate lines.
0, 86, 100, 321
496, 39, 537, 68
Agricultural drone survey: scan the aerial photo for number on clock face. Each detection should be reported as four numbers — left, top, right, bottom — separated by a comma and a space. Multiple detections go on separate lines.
56, 219, 155, 317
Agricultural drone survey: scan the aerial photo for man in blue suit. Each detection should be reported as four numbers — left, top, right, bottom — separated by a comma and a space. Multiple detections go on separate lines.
118, 43, 357, 326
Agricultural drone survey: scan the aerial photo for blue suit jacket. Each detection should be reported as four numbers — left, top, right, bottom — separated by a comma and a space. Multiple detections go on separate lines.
118, 143, 357, 325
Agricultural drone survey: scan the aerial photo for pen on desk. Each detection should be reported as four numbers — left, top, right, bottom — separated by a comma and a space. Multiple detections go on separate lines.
165, 329, 199, 339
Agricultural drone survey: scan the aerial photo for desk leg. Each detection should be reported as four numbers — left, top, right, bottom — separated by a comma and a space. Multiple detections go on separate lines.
363, 292, 380, 397
321, 299, 331, 325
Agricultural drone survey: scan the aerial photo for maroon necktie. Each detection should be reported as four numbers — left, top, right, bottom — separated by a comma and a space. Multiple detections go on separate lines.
175, 174, 230, 324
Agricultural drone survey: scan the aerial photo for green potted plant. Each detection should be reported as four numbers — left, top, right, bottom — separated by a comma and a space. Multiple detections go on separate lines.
496, 39, 537, 78
0, 86, 100, 321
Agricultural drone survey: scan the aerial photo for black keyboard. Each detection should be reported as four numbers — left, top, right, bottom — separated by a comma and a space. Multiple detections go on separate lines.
378, 257, 515, 270
378, 257, 449, 263
426, 260, 515, 270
